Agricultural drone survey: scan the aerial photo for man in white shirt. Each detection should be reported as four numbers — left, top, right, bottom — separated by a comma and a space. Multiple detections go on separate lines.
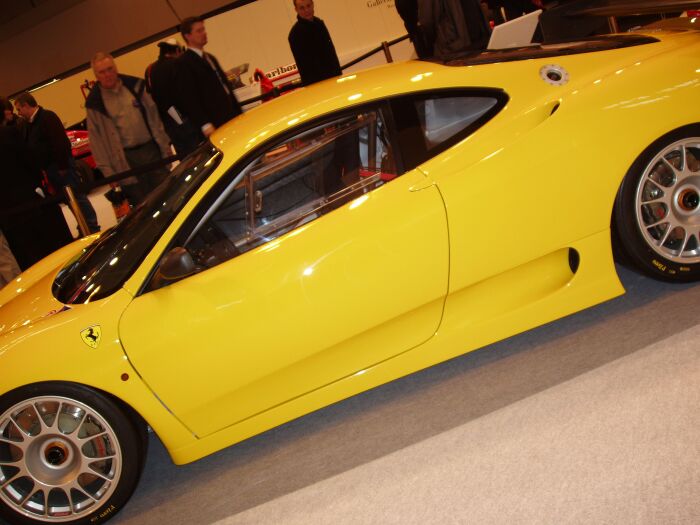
174, 16, 242, 140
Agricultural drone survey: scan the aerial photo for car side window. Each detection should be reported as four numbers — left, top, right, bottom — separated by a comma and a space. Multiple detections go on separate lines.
417, 96, 497, 148
150, 107, 398, 288
391, 90, 506, 170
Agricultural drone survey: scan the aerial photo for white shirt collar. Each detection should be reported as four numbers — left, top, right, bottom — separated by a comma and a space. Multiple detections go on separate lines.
28, 106, 40, 123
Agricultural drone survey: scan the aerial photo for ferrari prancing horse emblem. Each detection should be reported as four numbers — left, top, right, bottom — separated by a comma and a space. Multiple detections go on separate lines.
80, 326, 102, 349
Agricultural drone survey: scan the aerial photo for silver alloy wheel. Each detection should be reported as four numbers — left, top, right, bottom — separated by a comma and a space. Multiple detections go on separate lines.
635, 136, 700, 263
0, 396, 122, 522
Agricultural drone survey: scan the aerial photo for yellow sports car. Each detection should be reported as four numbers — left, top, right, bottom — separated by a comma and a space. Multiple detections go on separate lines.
2, 23, 700, 524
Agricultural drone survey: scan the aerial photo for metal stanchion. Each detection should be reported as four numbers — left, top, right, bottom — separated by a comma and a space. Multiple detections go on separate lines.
64, 186, 90, 238
382, 41, 393, 63
607, 16, 620, 33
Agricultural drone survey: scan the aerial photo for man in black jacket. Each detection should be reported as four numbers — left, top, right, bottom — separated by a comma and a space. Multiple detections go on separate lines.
146, 40, 201, 156
396, 0, 431, 58
288, 0, 342, 86
175, 16, 242, 140
14, 92, 99, 234
0, 124, 73, 268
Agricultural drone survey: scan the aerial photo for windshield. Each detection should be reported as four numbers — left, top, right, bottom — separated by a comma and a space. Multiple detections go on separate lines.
53, 143, 222, 304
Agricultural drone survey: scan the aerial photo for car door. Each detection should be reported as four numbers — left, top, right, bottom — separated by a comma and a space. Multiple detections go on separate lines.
119, 104, 449, 437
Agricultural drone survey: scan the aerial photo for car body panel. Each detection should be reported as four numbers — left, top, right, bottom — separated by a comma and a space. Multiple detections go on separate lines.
0, 287, 196, 453
119, 169, 449, 437
2, 28, 699, 466
168, 229, 621, 464
0, 236, 97, 311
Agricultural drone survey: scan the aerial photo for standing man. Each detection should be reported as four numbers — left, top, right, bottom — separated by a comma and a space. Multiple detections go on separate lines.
175, 16, 242, 140
145, 39, 201, 156
86, 52, 172, 206
419, 0, 490, 59
0, 123, 73, 268
396, 0, 431, 59
14, 92, 100, 234
288, 0, 342, 86
1, 96, 25, 128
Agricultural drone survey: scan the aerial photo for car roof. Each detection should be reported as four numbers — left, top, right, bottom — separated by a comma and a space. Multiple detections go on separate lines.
210, 27, 697, 161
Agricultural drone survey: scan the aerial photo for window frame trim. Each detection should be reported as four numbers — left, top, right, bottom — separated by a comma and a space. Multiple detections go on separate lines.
389, 87, 509, 171
138, 88, 507, 294
139, 99, 399, 294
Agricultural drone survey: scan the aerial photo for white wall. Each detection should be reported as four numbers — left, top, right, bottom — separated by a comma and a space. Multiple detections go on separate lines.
207, 0, 411, 75
30, 0, 412, 127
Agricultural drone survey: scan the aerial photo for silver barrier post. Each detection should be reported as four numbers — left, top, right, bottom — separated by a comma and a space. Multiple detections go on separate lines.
382, 41, 393, 63
64, 186, 90, 238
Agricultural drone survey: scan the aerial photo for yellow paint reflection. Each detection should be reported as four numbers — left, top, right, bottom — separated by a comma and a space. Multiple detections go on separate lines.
204, 152, 221, 166
482, 148, 504, 162
410, 72, 433, 83
258, 239, 282, 253
349, 195, 369, 210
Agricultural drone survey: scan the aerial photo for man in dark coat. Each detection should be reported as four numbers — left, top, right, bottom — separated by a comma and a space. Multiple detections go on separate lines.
419, 0, 490, 59
175, 16, 243, 140
396, 0, 431, 58
0, 125, 73, 269
14, 92, 100, 234
288, 0, 342, 86
145, 39, 201, 156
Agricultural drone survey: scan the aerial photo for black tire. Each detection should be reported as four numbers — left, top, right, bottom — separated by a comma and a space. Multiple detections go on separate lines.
0, 382, 146, 525
613, 124, 700, 282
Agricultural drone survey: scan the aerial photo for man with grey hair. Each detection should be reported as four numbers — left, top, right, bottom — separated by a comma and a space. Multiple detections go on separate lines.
86, 52, 171, 206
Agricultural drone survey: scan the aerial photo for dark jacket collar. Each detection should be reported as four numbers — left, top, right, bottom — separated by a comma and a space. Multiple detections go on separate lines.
296, 15, 321, 25
28, 106, 44, 125
85, 74, 143, 115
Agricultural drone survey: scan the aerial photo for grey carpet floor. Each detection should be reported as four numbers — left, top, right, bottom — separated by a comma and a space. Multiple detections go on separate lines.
111, 266, 700, 525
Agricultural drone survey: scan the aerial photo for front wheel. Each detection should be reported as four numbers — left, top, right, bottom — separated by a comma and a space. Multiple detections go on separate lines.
0, 383, 145, 525
613, 124, 700, 282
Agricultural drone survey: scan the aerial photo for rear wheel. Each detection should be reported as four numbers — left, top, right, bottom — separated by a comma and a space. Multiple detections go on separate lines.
613, 124, 700, 282
0, 383, 145, 525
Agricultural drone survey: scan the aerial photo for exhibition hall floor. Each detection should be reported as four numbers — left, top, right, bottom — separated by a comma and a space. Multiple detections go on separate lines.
111, 265, 700, 525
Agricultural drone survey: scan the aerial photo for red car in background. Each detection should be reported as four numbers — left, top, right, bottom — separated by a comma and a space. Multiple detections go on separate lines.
65, 127, 104, 188
66, 129, 94, 168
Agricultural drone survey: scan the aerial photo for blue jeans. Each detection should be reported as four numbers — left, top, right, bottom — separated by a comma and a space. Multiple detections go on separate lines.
47, 159, 100, 234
